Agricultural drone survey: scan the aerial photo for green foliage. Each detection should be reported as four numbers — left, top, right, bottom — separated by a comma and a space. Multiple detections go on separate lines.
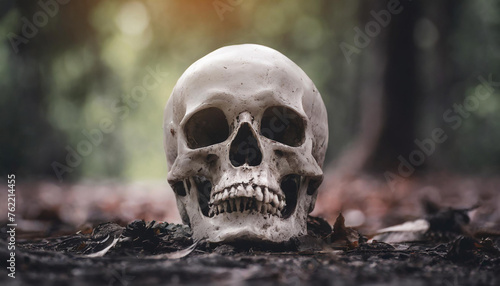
1, 0, 500, 180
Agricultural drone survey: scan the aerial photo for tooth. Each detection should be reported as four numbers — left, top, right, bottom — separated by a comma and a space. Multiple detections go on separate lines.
230, 187, 237, 198
273, 194, 279, 207
218, 205, 223, 213
209, 209, 213, 217
229, 199, 237, 212
223, 189, 229, 201
256, 201, 262, 212
237, 185, 245, 197
270, 207, 276, 215
279, 200, 285, 210
255, 186, 263, 201
235, 198, 241, 212
264, 188, 271, 203
262, 204, 268, 214
241, 198, 247, 211
245, 185, 254, 197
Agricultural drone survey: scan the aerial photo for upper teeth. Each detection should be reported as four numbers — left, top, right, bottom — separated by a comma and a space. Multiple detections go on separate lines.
208, 184, 285, 217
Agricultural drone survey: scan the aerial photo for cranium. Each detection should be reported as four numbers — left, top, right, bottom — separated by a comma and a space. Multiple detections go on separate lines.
163, 44, 328, 242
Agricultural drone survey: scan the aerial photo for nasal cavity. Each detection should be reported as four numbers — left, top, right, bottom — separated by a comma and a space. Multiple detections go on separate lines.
229, 123, 263, 167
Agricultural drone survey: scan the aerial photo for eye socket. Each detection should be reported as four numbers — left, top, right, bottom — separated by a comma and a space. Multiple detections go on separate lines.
260, 106, 305, 147
184, 107, 229, 149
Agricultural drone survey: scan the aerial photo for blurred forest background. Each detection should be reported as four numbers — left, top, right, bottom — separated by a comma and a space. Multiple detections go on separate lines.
1, 0, 499, 232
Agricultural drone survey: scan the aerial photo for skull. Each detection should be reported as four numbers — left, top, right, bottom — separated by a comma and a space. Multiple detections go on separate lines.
163, 44, 328, 242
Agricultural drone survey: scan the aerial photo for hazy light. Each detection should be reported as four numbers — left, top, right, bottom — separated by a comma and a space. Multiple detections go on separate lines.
344, 209, 366, 227
115, 1, 150, 36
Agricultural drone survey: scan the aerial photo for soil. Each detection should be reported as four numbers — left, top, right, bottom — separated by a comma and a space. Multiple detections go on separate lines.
1, 213, 499, 286
1, 174, 499, 285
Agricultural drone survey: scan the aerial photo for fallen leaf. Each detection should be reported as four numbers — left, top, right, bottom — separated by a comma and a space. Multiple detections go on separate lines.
327, 213, 365, 249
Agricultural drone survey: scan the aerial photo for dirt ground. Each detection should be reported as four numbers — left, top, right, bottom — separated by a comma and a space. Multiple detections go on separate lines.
1, 172, 499, 285
1, 216, 500, 286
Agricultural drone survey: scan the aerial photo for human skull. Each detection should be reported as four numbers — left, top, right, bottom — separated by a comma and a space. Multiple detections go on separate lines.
163, 44, 328, 243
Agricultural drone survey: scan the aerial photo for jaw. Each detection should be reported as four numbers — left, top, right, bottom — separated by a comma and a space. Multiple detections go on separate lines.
190, 211, 307, 243
178, 174, 312, 243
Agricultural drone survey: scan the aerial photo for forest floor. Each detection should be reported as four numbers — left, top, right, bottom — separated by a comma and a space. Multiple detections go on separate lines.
1, 215, 499, 285
1, 172, 499, 285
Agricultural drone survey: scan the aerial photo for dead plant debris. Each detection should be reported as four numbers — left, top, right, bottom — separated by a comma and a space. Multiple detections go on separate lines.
1, 202, 499, 285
